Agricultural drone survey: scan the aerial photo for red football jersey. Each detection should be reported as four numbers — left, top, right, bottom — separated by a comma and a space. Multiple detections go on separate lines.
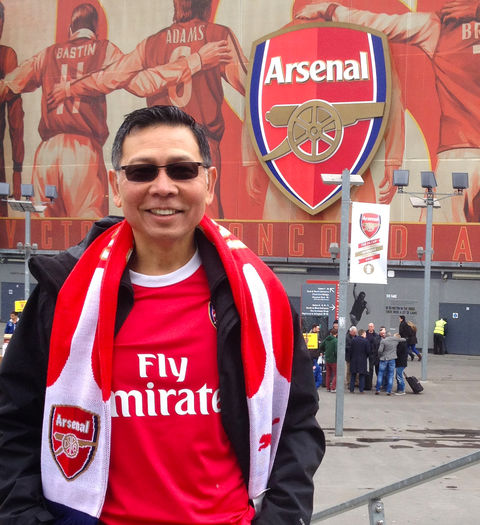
143, 19, 239, 141
101, 254, 252, 524
5, 29, 122, 145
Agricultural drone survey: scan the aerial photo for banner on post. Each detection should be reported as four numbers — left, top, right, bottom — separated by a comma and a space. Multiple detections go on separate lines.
350, 203, 390, 284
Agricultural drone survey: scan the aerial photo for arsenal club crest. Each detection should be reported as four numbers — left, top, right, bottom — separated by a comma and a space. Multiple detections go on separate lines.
246, 23, 391, 214
49, 405, 100, 480
360, 212, 381, 239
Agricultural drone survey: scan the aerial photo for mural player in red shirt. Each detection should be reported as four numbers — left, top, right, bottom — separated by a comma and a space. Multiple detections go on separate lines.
0, 3, 123, 218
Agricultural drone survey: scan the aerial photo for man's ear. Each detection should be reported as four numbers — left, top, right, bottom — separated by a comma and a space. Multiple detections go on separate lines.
205, 166, 217, 205
109, 169, 122, 208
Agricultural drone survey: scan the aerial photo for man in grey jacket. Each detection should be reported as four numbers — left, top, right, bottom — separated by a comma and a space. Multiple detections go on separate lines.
375, 333, 405, 396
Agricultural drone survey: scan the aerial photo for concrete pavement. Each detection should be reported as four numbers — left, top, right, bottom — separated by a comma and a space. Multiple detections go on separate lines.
312, 353, 480, 524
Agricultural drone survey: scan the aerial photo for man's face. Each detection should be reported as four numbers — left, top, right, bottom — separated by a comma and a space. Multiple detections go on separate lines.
380, 328, 386, 338
109, 124, 216, 256
368, 323, 374, 332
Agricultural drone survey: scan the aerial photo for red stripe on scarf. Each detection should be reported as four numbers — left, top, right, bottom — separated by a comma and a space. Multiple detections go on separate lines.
199, 217, 293, 397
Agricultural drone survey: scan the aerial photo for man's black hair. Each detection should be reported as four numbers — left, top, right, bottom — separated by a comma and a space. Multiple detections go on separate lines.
0, 2, 4, 21
111, 105, 212, 170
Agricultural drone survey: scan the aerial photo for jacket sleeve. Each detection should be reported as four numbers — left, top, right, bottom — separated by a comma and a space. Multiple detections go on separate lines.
0, 287, 55, 524
254, 307, 325, 524
378, 339, 385, 358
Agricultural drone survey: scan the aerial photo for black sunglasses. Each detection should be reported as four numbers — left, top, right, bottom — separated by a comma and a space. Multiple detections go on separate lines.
120, 161, 208, 182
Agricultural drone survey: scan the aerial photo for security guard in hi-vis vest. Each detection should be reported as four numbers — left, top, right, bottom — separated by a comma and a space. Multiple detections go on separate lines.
433, 317, 448, 355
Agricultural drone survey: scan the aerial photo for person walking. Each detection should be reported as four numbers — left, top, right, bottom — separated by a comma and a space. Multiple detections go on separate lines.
399, 315, 421, 361
395, 338, 408, 395
320, 328, 338, 392
433, 317, 448, 354
376, 333, 406, 396
349, 328, 370, 393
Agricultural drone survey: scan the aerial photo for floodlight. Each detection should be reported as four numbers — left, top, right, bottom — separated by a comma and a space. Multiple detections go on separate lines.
393, 169, 409, 188
452, 172, 468, 191
0, 182, 10, 197
45, 185, 58, 201
21, 184, 34, 198
421, 171, 437, 189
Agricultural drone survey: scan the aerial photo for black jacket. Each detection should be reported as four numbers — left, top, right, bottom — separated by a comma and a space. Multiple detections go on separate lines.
399, 320, 416, 346
349, 336, 370, 374
0, 217, 324, 524
396, 341, 409, 368
366, 331, 381, 366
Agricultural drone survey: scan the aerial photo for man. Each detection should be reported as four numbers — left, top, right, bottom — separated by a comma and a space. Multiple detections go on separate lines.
297, 0, 480, 222
0, 3, 124, 217
399, 315, 421, 361
0, 0, 24, 216
376, 333, 406, 396
320, 328, 337, 392
47, 0, 248, 218
308, 323, 322, 388
3, 310, 18, 335
395, 337, 409, 396
345, 325, 357, 386
349, 328, 370, 393
365, 322, 381, 389
1, 310, 17, 365
0, 105, 323, 524
376, 325, 387, 380
433, 317, 448, 354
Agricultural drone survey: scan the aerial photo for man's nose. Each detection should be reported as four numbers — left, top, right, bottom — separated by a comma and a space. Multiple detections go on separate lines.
148, 168, 178, 194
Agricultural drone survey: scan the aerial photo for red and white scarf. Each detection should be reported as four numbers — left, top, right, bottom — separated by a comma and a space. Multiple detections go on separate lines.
41, 217, 293, 520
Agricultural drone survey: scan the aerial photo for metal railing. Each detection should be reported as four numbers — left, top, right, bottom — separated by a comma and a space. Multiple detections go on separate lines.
311, 450, 480, 524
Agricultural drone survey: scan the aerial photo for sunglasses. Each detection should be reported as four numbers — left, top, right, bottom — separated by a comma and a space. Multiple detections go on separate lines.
120, 161, 208, 182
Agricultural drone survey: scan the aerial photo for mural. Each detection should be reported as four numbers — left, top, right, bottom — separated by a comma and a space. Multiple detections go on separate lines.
0, 0, 479, 263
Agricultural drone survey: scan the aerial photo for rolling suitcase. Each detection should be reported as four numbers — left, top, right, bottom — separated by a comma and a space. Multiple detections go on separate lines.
404, 371, 424, 394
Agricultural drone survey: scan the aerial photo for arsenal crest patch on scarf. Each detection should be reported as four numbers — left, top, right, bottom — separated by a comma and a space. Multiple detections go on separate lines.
41, 217, 293, 520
